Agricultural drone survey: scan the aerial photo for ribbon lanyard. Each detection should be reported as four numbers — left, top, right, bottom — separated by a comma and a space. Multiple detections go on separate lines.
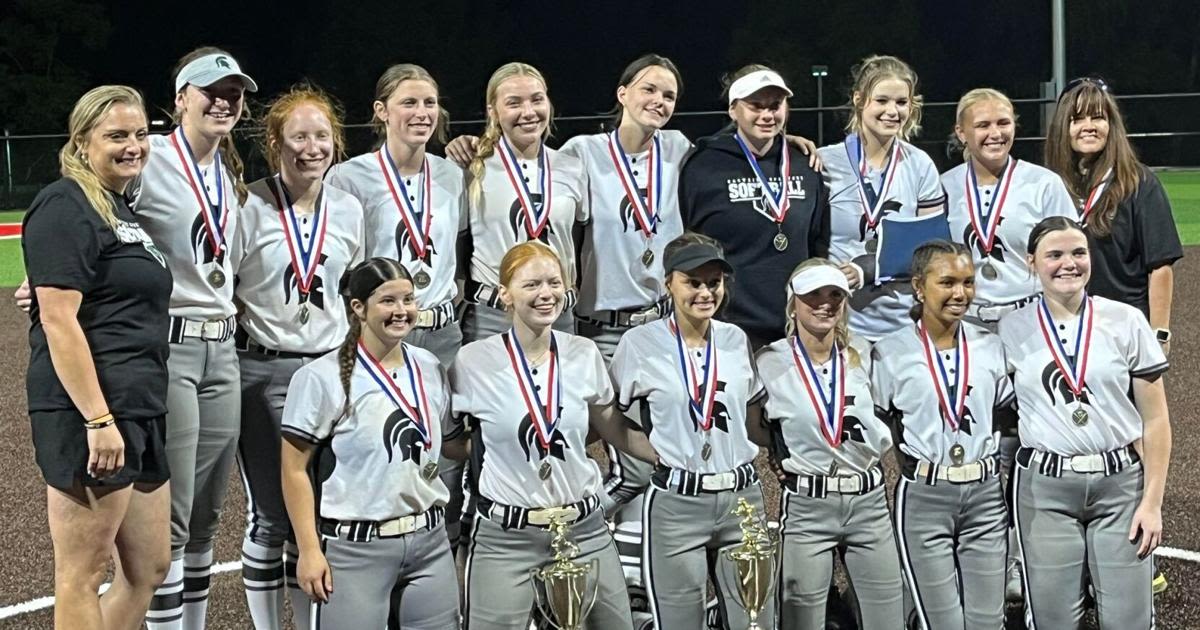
497, 135, 552, 240
1036, 296, 1093, 399
668, 316, 719, 430
269, 175, 329, 297
965, 157, 1017, 254
733, 132, 790, 224
917, 322, 970, 432
606, 130, 662, 236
1079, 168, 1113, 226
845, 133, 901, 230
502, 330, 562, 449
169, 127, 227, 253
377, 145, 433, 258
356, 341, 431, 448
790, 338, 846, 447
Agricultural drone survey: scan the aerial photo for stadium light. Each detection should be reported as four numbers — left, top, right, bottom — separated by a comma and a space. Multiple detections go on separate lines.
812, 65, 829, 146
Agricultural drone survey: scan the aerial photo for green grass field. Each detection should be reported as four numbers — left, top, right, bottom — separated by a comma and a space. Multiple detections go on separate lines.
2, 172, 1200, 287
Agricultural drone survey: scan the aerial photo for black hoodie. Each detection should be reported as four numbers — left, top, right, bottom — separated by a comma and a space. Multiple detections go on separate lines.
679, 132, 829, 346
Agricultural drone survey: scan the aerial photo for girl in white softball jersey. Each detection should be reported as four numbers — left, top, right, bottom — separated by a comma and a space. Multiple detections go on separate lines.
999, 216, 1171, 630
324, 63, 465, 367
281, 258, 460, 629
752, 259, 901, 629
135, 46, 256, 630
942, 88, 1076, 330
451, 241, 654, 630
460, 62, 588, 342
612, 233, 775, 630
873, 240, 1013, 630
816, 55, 946, 342
229, 85, 364, 630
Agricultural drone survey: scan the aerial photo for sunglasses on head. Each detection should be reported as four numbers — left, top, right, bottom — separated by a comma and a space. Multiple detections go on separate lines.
1058, 76, 1110, 102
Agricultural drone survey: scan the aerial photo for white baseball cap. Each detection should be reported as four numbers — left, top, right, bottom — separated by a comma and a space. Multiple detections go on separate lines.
789, 265, 850, 297
728, 70, 793, 104
174, 53, 258, 93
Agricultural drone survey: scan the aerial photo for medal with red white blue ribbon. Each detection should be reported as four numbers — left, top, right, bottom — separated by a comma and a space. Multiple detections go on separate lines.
669, 316, 719, 460
790, 338, 846, 448
169, 127, 228, 256
497, 136, 552, 240
965, 157, 1017, 257
845, 133, 901, 231
376, 145, 433, 261
269, 175, 328, 325
1036, 296, 1094, 427
918, 322, 971, 463
734, 132, 791, 229
356, 340, 432, 450
502, 330, 562, 469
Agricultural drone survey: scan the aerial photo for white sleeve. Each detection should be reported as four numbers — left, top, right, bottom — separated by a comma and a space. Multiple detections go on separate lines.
281, 365, 343, 443
869, 342, 896, 415
581, 338, 614, 406
435, 363, 458, 440
995, 346, 1016, 407
746, 335, 765, 404
610, 333, 642, 411
914, 150, 947, 210
448, 349, 475, 434
1043, 174, 1078, 219
1125, 310, 1169, 378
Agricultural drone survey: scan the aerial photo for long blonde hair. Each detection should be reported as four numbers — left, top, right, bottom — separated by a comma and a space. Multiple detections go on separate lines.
845, 55, 924, 140
953, 88, 1018, 162
60, 85, 147, 230
784, 258, 860, 368
467, 62, 553, 206
171, 46, 251, 205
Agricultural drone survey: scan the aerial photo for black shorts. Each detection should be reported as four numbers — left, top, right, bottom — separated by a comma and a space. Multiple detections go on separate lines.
31, 410, 170, 490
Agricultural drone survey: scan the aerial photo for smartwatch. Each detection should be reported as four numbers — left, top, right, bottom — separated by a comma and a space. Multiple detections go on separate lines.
1155, 328, 1171, 343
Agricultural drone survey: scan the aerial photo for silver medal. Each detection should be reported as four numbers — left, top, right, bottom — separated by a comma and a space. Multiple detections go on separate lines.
641, 248, 655, 268
298, 304, 310, 325
207, 268, 226, 288
414, 270, 431, 289
701, 441, 712, 461
981, 261, 998, 281
773, 232, 789, 252
950, 443, 966, 465
1071, 406, 1089, 427
865, 239, 878, 254
422, 462, 439, 481
539, 461, 552, 481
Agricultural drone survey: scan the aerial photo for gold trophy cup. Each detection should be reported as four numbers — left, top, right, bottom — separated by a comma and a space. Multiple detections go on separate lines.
531, 514, 600, 630
724, 497, 778, 630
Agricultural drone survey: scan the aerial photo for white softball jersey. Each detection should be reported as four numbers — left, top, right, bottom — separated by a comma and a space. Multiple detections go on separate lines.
230, 176, 364, 353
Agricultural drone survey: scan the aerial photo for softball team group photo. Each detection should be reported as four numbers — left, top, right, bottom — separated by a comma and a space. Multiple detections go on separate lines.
18, 44, 1177, 630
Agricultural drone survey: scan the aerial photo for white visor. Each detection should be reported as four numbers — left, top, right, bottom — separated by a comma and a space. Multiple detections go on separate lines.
174, 53, 258, 93
728, 70, 793, 104
790, 265, 851, 297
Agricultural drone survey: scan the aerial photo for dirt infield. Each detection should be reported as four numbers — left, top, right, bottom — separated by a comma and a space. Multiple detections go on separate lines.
4, 250, 1200, 628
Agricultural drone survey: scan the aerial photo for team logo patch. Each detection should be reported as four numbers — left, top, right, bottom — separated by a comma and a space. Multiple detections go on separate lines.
396, 223, 437, 265
961, 221, 1008, 265
190, 214, 225, 266
382, 410, 425, 464
282, 253, 327, 309
114, 220, 166, 268
690, 381, 731, 434
725, 175, 806, 222
508, 194, 553, 244
1040, 362, 1094, 407
517, 412, 569, 462
215, 56, 231, 69
618, 189, 657, 234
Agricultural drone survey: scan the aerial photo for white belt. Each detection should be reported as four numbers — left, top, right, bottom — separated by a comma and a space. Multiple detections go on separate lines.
668, 469, 737, 492
917, 460, 990, 483
967, 295, 1038, 323
525, 505, 582, 526
1028, 450, 1119, 474
181, 319, 231, 340
798, 474, 866, 494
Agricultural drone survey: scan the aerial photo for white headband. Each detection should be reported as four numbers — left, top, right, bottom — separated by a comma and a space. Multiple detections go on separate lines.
790, 265, 851, 297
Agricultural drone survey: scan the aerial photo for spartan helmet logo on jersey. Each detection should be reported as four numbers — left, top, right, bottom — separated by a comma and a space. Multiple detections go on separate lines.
961, 220, 1008, 265
1040, 362, 1094, 407
517, 413, 569, 462
282, 253, 327, 309
189, 214, 225, 266
840, 395, 869, 443
858, 200, 903, 241
691, 381, 731, 434
395, 222, 438, 266
935, 387, 976, 436
382, 409, 425, 464
508, 194, 552, 244
618, 188, 657, 234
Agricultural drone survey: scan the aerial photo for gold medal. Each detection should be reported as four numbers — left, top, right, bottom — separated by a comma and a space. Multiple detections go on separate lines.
701, 441, 712, 462
539, 461, 552, 481
773, 231, 789, 252
950, 443, 966, 465
414, 270, 431, 289
207, 268, 226, 288
422, 461, 439, 481
641, 248, 655, 268
981, 261, 998, 281
298, 304, 310, 325
865, 238, 878, 254
1072, 406, 1089, 427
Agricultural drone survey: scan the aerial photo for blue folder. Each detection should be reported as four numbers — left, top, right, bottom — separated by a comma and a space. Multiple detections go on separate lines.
874, 211, 952, 283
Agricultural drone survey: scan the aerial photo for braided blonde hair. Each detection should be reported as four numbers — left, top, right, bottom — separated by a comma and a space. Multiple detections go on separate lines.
467, 62, 553, 207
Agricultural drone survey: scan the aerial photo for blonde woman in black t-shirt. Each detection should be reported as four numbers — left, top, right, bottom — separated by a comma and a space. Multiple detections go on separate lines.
24, 85, 173, 630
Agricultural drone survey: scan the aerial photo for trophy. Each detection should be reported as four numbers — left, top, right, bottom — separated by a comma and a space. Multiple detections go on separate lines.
724, 498, 778, 630
531, 514, 600, 630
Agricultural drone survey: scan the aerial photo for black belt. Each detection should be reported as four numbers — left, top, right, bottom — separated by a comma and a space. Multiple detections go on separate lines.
235, 329, 328, 359
319, 506, 444, 542
466, 279, 576, 312
580, 296, 672, 328
1016, 445, 1140, 477
651, 462, 759, 496
475, 495, 601, 530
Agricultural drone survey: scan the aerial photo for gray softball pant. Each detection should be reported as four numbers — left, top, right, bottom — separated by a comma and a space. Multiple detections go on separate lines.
642, 479, 777, 630
464, 507, 632, 629
165, 334, 241, 556
308, 520, 459, 629
778, 482, 903, 629
1012, 447, 1153, 630
894, 470, 1007, 630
